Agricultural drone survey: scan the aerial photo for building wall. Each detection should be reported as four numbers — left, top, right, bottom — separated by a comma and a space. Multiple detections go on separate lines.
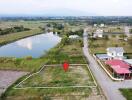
107, 51, 124, 59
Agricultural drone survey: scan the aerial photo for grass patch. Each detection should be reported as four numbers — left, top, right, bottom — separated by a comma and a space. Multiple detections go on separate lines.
0, 58, 45, 72
120, 88, 132, 100
16, 65, 95, 88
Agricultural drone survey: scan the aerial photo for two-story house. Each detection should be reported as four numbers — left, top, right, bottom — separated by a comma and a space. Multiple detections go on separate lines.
107, 47, 124, 60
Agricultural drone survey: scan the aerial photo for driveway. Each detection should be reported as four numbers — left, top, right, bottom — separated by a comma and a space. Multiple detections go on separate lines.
82, 29, 129, 100
0, 70, 27, 97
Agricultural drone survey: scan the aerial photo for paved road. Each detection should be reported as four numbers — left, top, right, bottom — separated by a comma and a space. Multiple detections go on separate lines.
83, 30, 127, 100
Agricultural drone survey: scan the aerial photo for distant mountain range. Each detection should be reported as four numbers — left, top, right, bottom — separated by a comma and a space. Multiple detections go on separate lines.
42, 9, 98, 16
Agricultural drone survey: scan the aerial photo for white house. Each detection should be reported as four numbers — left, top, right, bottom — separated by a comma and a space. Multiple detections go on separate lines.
69, 35, 79, 39
94, 24, 97, 27
100, 23, 105, 27
93, 29, 104, 38
107, 47, 124, 60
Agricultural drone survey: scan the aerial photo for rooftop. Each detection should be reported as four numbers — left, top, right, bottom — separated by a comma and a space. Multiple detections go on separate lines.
107, 47, 124, 53
96, 54, 111, 60
124, 59, 132, 65
106, 59, 130, 69
113, 67, 131, 74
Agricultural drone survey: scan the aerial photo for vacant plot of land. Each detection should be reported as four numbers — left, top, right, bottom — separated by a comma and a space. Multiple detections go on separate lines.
2, 65, 106, 100
0, 70, 27, 96
8, 64, 105, 100
15, 65, 96, 88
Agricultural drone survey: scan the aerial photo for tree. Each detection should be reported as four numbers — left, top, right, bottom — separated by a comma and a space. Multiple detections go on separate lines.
119, 34, 127, 39
61, 36, 70, 45
130, 29, 132, 33
104, 35, 109, 40
46, 23, 51, 27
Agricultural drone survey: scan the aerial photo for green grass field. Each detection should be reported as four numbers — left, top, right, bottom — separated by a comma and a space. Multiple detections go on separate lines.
120, 89, 132, 100
16, 65, 95, 88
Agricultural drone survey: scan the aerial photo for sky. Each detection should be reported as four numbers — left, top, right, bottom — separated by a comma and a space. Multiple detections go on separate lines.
0, 0, 132, 16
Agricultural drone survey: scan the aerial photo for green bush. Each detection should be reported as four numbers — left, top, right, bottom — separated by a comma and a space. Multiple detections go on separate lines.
43, 96, 51, 100
24, 56, 33, 60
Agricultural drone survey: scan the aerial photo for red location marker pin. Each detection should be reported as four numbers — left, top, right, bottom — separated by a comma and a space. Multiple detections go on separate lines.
63, 62, 69, 72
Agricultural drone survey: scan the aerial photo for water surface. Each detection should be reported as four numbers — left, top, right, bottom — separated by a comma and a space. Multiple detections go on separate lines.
0, 32, 61, 58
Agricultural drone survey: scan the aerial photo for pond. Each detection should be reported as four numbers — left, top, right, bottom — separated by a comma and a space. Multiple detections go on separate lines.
0, 32, 61, 58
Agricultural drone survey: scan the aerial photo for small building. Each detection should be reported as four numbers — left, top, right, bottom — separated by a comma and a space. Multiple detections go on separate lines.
69, 35, 79, 39
107, 47, 124, 60
93, 29, 104, 38
94, 24, 97, 27
105, 59, 131, 79
100, 24, 105, 27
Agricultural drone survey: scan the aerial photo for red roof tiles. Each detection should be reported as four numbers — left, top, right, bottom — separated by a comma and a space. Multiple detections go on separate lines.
106, 59, 131, 74
106, 59, 130, 69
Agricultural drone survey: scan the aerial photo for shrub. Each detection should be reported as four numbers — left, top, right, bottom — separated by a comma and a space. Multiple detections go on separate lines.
24, 56, 32, 60
43, 96, 51, 100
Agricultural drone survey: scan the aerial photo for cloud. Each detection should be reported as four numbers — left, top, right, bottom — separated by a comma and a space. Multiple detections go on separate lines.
17, 38, 33, 50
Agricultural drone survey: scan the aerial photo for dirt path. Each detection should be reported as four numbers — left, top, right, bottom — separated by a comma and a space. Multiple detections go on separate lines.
0, 70, 27, 96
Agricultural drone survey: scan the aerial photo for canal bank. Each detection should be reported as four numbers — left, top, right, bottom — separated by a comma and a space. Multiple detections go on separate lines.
0, 28, 43, 47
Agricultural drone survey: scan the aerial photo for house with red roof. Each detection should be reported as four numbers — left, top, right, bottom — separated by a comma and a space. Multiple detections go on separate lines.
105, 59, 131, 79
